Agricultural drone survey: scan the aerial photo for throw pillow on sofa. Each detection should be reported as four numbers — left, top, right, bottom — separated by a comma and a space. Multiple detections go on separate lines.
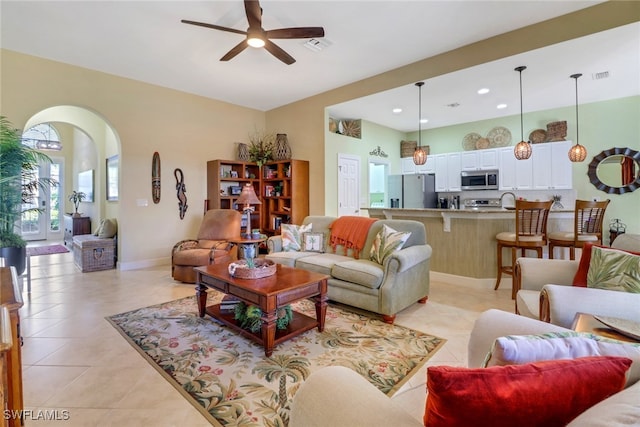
424, 356, 631, 427
281, 223, 312, 252
587, 246, 640, 293
369, 224, 411, 265
483, 331, 640, 387
572, 242, 640, 287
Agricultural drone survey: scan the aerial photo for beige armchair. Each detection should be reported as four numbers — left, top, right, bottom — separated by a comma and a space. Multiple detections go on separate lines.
514, 233, 640, 328
171, 209, 241, 283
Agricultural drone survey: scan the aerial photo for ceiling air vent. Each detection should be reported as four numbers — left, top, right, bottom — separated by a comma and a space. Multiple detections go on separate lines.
303, 38, 331, 52
592, 71, 610, 80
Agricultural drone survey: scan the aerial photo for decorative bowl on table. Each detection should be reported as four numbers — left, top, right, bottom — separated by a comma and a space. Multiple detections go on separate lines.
228, 259, 276, 279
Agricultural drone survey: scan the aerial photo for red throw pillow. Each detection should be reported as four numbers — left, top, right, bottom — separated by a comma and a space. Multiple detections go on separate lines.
572, 243, 640, 287
424, 356, 631, 427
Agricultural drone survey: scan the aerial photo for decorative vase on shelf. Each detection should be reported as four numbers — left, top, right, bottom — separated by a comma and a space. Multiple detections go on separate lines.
273, 133, 292, 160
237, 142, 250, 161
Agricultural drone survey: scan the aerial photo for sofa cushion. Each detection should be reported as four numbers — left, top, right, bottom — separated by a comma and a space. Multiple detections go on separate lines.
515, 290, 539, 319
424, 356, 631, 427
369, 224, 411, 265
587, 246, 640, 293
331, 259, 384, 289
573, 243, 640, 287
566, 380, 640, 427
295, 253, 353, 276
264, 251, 316, 267
281, 223, 312, 252
484, 331, 640, 387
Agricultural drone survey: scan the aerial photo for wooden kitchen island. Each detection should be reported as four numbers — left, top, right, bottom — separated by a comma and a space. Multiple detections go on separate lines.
368, 208, 573, 287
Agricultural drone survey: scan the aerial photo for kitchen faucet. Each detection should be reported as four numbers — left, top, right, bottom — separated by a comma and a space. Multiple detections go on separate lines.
499, 192, 516, 207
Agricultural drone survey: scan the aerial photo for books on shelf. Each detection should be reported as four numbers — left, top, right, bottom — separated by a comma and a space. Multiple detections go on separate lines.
272, 216, 282, 231
220, 295, 241, 313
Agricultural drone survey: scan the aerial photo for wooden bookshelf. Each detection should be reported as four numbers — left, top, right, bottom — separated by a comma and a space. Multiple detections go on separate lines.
261, 159, 309, 234
207, 159, 309, 236
206, 160, 262, 232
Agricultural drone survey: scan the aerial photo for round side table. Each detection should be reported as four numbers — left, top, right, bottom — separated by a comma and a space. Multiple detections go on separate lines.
229, 237, 266, 260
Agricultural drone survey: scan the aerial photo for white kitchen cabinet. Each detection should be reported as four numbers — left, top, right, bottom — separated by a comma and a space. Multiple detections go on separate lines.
416, 155, 436, 174
435, 153, 461, 191
434, 154, 448, 192
401, 157, 416, 174
532, 141, 573, 190
461, 148, 498, 171
446, 153, 462, 191
499, 146, 533, 190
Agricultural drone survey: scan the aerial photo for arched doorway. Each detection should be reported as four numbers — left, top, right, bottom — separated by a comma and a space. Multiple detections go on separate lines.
22, 106, 121, 254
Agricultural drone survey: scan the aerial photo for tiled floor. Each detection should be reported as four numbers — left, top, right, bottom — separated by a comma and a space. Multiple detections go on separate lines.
19, 243, 514, 426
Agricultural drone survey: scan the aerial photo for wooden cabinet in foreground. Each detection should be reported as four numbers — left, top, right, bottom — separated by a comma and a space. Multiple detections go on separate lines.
0, 267, 24, 427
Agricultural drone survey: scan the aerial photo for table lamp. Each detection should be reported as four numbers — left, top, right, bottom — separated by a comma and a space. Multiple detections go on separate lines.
235, 183, 262, 237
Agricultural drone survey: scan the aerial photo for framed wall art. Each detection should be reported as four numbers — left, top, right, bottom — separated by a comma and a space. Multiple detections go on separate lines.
106, 155, 119, 201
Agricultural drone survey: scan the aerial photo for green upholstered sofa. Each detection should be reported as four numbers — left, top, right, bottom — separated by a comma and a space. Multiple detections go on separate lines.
265, 216, 432, 323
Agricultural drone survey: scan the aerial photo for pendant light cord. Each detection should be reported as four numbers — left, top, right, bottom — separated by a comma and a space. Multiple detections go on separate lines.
515, 66, 526, 142
571, 73, 582, 145
416, 82, 424, 148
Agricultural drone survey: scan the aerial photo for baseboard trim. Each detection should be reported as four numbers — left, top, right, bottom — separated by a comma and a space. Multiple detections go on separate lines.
430, 271, 511, 290
118, 257, 169, 271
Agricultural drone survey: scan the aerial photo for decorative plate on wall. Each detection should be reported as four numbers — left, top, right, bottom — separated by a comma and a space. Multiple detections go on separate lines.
487, 127, 512, 147
462, 132, 482, 151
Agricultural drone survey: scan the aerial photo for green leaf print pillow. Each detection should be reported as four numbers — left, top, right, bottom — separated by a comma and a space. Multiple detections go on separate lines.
587, 246, 640, 293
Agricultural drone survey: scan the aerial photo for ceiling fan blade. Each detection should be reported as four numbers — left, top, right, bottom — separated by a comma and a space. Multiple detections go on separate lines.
181, 19, 246, 36
220, 40, 249, 62
266, 27, 325, 39
244, 0, 262, 29
264, 39, 295, 65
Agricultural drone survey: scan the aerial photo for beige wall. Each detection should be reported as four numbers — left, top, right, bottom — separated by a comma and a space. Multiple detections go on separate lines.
1, 49, 265, 268
1, 1, 638, 268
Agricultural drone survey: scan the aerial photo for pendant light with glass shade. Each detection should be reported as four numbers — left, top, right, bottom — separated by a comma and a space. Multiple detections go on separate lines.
568, 73, 587, 162
413, 81, 428, 165
513, 66, 532, 160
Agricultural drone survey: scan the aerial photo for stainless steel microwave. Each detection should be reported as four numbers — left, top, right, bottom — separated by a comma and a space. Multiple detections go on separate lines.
461, 170, 499, 190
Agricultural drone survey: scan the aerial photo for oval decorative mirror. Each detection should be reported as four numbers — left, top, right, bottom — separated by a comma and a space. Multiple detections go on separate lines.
588, 147, 640, 194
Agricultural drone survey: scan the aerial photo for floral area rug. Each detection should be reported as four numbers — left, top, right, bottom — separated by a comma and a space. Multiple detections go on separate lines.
106, 293, 446, 426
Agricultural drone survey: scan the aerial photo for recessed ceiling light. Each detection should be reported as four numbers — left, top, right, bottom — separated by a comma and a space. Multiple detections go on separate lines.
478, 88, 490, 95
392, 108, 403, 114
496, 103, 507, 109
420, 118, 428, 124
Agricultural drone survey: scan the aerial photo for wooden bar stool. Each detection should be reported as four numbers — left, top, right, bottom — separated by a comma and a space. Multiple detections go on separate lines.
495, 199, 553, 298
548, 199, 610, 260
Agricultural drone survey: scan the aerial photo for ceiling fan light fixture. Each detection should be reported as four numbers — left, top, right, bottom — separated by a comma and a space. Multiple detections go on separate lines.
413, 81, 427, 166
568, 73, 587, 163
247, 29, 265, 48
513, 66, 531, 160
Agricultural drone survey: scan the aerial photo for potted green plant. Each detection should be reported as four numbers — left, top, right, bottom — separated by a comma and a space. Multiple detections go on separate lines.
68, 191, 86, 217
247, 130, 275, 167
0, 116, 55, 275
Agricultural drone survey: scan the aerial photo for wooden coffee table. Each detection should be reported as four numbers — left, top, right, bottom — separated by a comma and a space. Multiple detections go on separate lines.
195, 262, 328, 357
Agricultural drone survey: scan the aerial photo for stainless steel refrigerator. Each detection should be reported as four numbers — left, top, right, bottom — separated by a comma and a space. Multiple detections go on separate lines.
388, 174, 437, 208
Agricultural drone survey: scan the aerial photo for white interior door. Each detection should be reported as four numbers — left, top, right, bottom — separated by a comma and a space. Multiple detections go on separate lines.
337, 154, 360, 217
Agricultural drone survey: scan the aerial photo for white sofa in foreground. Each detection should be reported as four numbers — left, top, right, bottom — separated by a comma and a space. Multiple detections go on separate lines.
290, 309, 640, 426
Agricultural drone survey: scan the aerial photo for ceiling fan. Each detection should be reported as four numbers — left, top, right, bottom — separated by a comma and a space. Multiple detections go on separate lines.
181, 0, 325, 65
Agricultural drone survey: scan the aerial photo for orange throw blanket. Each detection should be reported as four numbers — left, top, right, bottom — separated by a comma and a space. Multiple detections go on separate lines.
329, 216, 377, 259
